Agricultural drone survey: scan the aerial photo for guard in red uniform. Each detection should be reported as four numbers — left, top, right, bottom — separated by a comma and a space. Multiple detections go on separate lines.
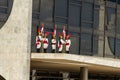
51, 25, 57, 53
65, 34, 71, 53
51, 34, 56, 53
36, 28, 42, 53
58, 33, 65, 53
43, 32, 50, 53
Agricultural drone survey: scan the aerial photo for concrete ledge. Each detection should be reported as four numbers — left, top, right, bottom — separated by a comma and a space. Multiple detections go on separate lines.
31, 53, 120, 68
31, 53, 120, 75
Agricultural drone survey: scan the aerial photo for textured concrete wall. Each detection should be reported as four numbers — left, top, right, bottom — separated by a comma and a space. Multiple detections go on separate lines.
0, 0, 32, 80
98, 0, 105, 57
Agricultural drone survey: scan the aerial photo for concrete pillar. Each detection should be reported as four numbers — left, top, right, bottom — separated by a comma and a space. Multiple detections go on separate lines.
0, 0, 32, 80
62, 72, 69, 80
98, 0, 105, 57
80, 67, 88, 80
32, 69, 36, 80
98, 0, 114, 57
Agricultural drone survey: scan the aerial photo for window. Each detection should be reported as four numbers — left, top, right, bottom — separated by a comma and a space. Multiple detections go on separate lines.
0, 0, 7, 7
55, 0, 67, 24
32, 0, 40, 12
0, 0, 13, 29
81, 33, 92, 55
116, 39, 120, 57
93, 35, 98, 54
55, 0, 67, 17
106, 7, 116, 56
69, 1, 81, 27
68, 0, 82, 54
82, 2, 93, 22
116, 5, 120, 57
116, 6, 120, 34
70, 34, 80, 55
94, 5, 100, 29
40, 0, 53, 22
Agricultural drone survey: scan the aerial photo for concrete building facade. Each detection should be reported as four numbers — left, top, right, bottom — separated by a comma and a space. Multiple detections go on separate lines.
0, 0, 120, 80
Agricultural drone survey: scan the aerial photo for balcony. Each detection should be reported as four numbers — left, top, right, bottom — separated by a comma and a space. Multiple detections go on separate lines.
31, 53, 120, 76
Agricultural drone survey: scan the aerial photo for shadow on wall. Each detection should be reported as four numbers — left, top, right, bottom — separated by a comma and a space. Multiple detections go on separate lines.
0, 75, 6, 80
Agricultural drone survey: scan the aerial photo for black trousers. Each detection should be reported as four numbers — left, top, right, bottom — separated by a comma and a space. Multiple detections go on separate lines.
44, 49, 47, 53
37, 49, 40, 53
52, 49, 55, 53
66, 51, 69, 53
59, 51, 62, 53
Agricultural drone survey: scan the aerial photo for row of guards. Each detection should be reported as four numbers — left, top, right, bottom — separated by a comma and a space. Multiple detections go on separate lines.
36, 23, 71, 53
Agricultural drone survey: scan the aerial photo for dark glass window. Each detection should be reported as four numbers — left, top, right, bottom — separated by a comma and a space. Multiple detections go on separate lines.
69, 3, 81, 27
118, 0, 120, 4
92, 4, 100, 55
32, 0, 53, 22
68, 0, 81, 34
81, 33, 92, 55
116, 17, 120, 33
55, 0, 67, 24
69, 0, 81, 4
55, 0, 67, 17
107, 7, 116, 56
105, 1, 120, 58
94, 9, 99, 29
0, 0, 13, 29
116, 6, 120, 34
55, 17, 67, 24
0, 0, 8, 6
70, 34, 80, 55
32, 0, 40, 12
107, 7, 115, 28
116, 6, 120, 57
81, 23, 92, 29
32, 0, 40, 19
0, 0, 8, 13
79, 1, 100, 56
116, 39, 120, 57
93, 35, 98, 54
82, 2, 93, 22
106, 0, 120, 4
0, 8, 7, 13
40, 0, 53, 22
107, 0, 116, 2
67, 1, 81, 54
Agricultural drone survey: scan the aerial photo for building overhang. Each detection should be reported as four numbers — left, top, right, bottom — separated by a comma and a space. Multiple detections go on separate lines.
31, 53, 120, 76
